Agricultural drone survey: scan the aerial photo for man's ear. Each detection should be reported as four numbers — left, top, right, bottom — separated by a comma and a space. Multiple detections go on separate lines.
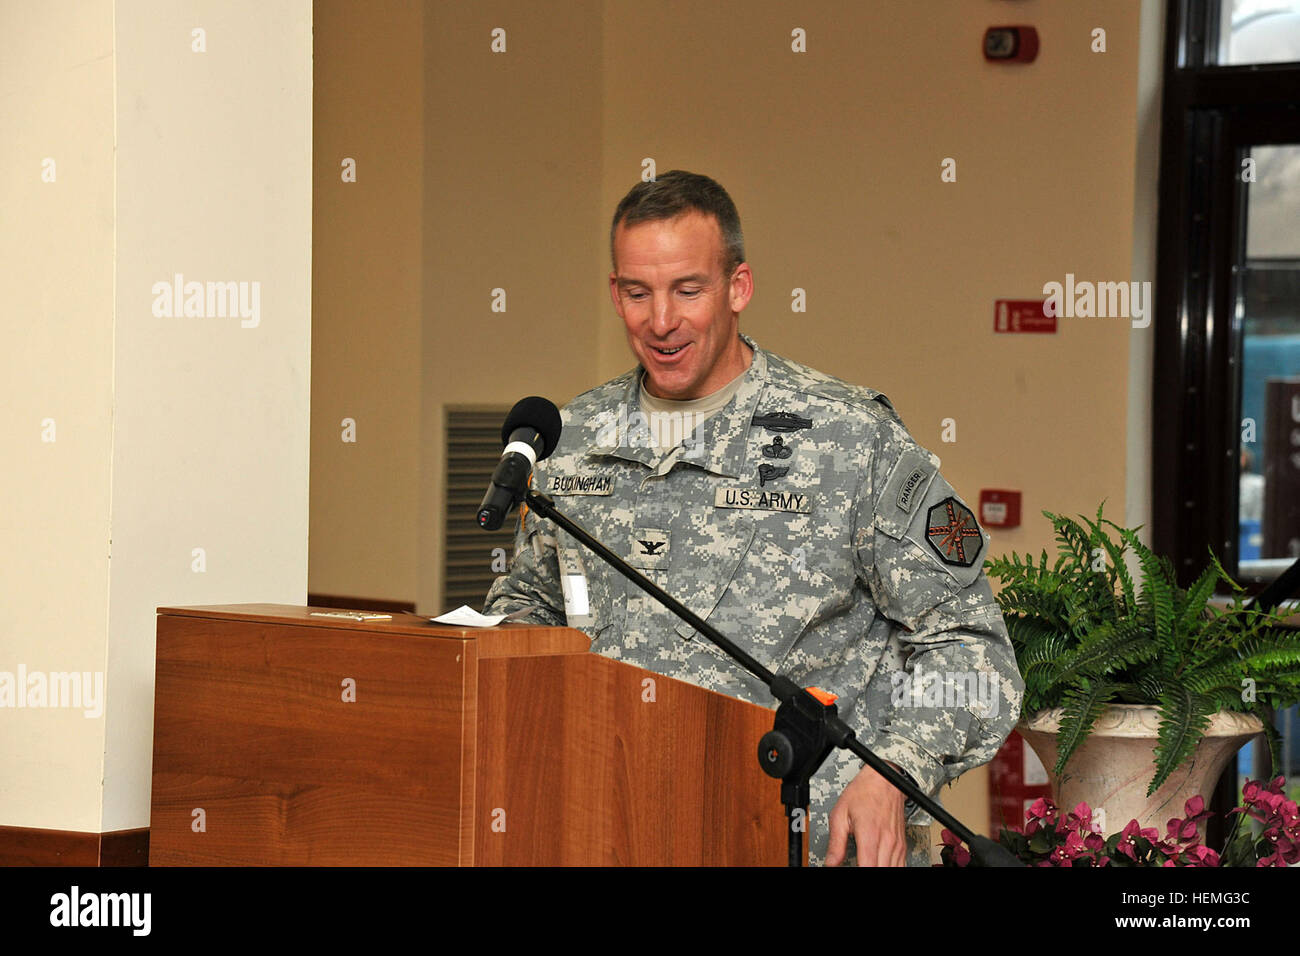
608, 272, 624, 316
728, 262, 754, 314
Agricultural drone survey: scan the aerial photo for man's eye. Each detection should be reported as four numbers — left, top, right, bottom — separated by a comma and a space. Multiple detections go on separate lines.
626, 291, 648, 301
679, 289, 701, 297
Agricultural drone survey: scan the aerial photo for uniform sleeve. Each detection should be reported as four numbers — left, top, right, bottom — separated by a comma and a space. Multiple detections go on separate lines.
482, 507, 567, 627
852, 420, 1024, 806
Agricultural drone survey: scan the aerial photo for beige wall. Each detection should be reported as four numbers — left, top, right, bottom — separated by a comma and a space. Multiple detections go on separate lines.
310, 0, 424, 603
310, 0, 607, 613
0, 0, 116, 833
416, 1, 606, 615
309, 0, 1160, 844
1, 0, 312, 834
105, 0, 313, 831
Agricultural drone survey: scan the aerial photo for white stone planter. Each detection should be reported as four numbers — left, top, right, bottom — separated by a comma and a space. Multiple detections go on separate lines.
1018, 704, 1265, 835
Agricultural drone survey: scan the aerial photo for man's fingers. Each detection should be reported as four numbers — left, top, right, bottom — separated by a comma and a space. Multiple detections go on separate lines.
825, 809, 849, 866
849, 811, 909, 867
855, 822, 893, 867
827, 765, 910, 866
877, 830, 905, 868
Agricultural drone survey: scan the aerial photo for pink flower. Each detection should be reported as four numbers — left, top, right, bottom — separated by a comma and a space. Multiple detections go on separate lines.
1183, 795, 1213, 826
1047, 832, 1089, 866
1027, 797, 1058, 823
1155, 838, 1182, 860
970, 777, 1295, 867
1279, 800, 1298, 828
1025, 796, 1059, 836
1166, 798, 1212, 845
1118, 819, 1159, 861
940, 828, 970, 867
1257, 827, 1294, 868
1182, 844, 1220, 867
1274, 831, 1300, 866
1253, 827, 1300, 867
1065, 802, 1096, 833
1167, 815, 1201, 843
1256, 790, 1286, 815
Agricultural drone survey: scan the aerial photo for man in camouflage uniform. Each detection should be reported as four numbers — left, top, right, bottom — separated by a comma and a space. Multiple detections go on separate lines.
485, 171, 1023, 866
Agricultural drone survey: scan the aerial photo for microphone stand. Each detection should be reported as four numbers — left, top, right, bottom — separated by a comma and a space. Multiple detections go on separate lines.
523, 489, 1022, 867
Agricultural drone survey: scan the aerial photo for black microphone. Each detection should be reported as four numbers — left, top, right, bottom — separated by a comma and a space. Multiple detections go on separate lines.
477, 396, 563, 530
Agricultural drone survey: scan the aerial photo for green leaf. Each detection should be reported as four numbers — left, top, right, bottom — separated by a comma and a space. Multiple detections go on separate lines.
1261, 719, 1283, 771
1175, 559, 1223, 637
1049, 620, 1156, 688
1220, 812, 1257, 868
1182, 661, 1250, 697
1053, 679, 1121, 775
1014, 622, 1069, 669
1097, 515, 1138, 611
1121, 527, 1174, 651
1149, 687, 1214, 795
1239, 633, 1300, 672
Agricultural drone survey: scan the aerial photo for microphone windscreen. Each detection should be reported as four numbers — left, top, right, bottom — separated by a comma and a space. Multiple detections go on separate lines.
502, 396, 563, 460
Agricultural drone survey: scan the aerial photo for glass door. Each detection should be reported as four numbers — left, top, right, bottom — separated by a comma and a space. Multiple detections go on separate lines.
1233, 140, 1300, 801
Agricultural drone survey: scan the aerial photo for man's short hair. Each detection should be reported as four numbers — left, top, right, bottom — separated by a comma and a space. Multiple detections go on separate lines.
609, 171, 746, 276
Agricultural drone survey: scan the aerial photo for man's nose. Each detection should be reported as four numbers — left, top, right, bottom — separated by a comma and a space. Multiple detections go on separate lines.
649, 296, 680, 336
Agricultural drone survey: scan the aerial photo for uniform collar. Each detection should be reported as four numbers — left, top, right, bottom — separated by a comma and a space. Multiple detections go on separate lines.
689, 335, 766, 479
588, 334, 767, 479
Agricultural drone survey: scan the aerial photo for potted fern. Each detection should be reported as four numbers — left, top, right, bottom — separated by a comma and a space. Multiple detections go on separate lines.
986, 506, 1300, 835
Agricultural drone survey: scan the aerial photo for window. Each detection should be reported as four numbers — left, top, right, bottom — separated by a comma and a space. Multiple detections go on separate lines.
1216, 0, 1300, 65
1153, 0, 1300, 837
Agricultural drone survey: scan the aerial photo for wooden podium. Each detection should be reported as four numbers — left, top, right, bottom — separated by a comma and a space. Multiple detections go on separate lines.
150, 604, 793, 865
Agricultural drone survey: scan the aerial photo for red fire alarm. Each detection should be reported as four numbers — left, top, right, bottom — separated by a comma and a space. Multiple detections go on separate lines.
983, 26, 1039, 63
980, 490, 1022, 528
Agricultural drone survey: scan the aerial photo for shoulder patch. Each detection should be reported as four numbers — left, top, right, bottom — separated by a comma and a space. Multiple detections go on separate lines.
876, 448, 938, 537
924, 497, 983, 568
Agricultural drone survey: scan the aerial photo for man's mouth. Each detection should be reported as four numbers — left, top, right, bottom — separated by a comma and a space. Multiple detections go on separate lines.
651, 344, 688, 356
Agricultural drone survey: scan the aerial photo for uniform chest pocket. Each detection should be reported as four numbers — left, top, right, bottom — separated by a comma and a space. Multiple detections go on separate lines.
673, 533, 834, 674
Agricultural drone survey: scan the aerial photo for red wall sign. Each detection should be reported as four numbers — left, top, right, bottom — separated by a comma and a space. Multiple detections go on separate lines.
979, 489, 1022, 528
994, 299, 1056, 334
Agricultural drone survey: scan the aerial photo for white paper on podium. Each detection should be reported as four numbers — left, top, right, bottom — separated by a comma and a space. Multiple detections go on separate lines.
431, 605, 509, 627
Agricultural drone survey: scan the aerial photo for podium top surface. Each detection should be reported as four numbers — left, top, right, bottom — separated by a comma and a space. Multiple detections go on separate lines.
157, 603, 591, 656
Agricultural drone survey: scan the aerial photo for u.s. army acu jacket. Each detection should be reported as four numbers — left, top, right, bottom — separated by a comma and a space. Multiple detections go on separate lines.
484, 335, 1023, 866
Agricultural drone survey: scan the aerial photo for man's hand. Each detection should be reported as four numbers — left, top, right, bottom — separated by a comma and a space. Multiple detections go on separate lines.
825, 762, 908, 867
